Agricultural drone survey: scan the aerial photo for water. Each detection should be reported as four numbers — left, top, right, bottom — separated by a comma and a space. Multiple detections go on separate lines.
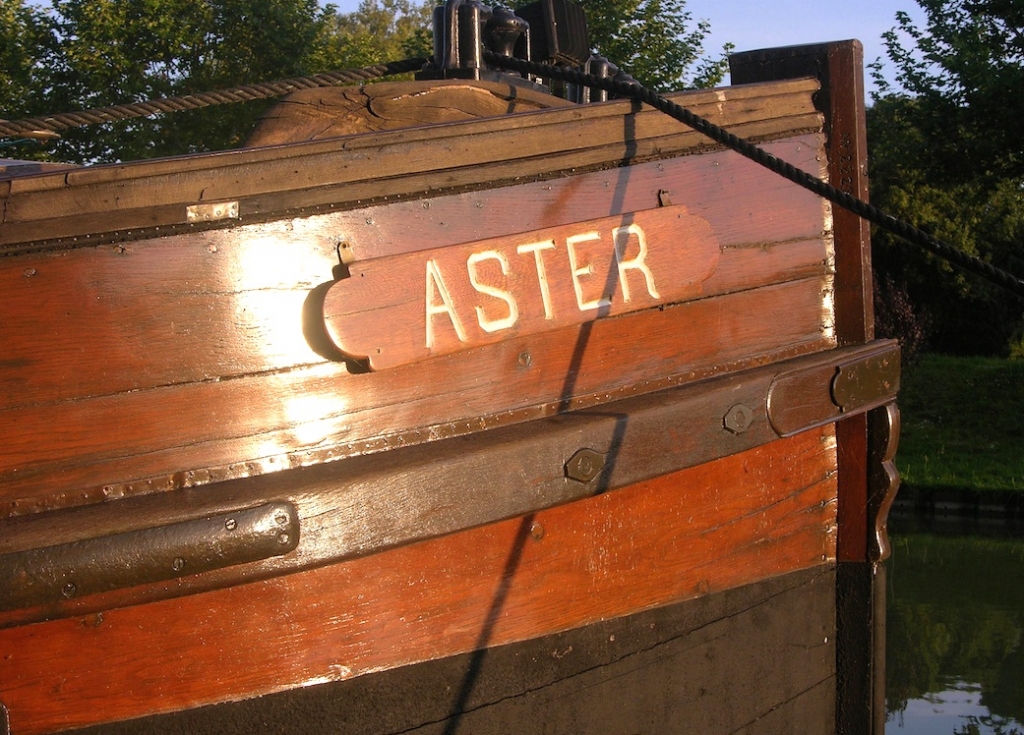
886, 532, 1024, 734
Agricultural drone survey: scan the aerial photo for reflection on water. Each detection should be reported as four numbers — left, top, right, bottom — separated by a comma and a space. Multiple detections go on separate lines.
886, 533, 1024, 734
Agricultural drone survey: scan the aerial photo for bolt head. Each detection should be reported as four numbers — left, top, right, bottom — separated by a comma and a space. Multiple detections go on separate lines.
566, 448, 605, 482
724, 404, 754, 434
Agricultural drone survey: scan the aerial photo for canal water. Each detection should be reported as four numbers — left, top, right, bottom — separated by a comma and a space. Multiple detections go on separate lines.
885, 530, 1024, 734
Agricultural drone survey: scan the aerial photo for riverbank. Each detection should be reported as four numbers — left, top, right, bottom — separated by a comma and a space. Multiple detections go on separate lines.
891, 485, 1024, 537
898, 354, 1024, 492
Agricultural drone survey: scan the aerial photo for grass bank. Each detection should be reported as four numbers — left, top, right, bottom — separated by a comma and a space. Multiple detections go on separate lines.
898, 354, 1024, 492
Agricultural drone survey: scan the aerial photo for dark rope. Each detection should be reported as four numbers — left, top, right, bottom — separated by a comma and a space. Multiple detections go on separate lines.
0, 58, 428, 139
485, 52, 1024, 300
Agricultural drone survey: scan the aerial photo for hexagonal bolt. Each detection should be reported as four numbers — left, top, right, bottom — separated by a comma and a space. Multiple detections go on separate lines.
723, 403, 754, 434
565, 448, 605, 483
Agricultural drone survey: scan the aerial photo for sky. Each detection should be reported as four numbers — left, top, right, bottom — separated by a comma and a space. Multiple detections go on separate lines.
682, 0, 924, 81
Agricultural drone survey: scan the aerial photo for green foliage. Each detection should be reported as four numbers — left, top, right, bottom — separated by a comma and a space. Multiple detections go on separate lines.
1, 0, 337, 163
319, 0, 433, 70
0, 0, 56, 159
897, 354, 1024, 491
869, 0, 1024, 355
9, 0, 437, 163
0, 0, 52, 117
577, 0, 730, 90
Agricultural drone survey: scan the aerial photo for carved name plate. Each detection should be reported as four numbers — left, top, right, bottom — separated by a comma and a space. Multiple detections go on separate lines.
323, 204, 720, 370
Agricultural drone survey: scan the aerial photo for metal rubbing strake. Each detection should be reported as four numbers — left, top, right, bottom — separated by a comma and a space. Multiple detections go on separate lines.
0, 502, 299, 612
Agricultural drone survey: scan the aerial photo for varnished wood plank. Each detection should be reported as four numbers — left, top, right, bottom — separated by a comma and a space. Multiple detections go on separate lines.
0, 276, 833, 516
0, 136, 828, 415
48, 568, 833, 735
0, 426, 837, 735
71, 568, 834, 735
0, 114, 825, 250
0, 341, 897, 627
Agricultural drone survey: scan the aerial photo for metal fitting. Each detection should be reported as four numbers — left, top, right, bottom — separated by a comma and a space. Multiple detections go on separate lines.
723, 404, 754, 434
565, 448, 605, 482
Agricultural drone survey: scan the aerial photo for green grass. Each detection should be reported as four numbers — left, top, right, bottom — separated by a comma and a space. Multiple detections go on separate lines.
897, 354, 1024, 491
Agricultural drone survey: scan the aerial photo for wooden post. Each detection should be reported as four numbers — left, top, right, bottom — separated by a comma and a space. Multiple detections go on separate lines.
731, 41, 884, 735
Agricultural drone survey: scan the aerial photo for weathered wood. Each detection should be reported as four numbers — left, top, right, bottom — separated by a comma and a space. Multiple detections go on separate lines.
0, 340, 897, 627
0, 427, 837, 735
246, 80, 574, 146
323, 204, 720, 368
60, 566, 837, 735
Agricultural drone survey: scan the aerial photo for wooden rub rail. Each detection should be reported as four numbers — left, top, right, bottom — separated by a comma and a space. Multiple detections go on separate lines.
0, 339, 898, 627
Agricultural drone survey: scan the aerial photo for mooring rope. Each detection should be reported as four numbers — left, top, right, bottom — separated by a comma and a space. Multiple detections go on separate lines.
483, 52, 1024, 300
0, 58, 428, 139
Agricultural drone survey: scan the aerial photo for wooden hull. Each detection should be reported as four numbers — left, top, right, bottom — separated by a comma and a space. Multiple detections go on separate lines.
0, 42, 895, 734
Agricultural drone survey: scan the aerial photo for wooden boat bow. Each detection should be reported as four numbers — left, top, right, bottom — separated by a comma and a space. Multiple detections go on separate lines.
0, 36, 894, 735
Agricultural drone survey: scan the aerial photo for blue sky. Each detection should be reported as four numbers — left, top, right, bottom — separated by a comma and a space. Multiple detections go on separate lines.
683, 0, 924, 80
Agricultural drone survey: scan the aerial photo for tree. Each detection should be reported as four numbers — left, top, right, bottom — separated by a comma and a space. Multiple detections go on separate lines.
319, 0, 433, 70
10, 0, 337, 163
0, 0, 54, 153
868, 0, 1024, 356
579, 0, 730, 90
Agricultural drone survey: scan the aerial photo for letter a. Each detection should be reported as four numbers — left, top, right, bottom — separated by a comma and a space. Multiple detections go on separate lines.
425, 259, 467, 348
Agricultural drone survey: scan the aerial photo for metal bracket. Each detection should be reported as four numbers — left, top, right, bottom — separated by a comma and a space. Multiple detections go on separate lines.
0, 502, 298, 612
832, 351, 900, 413
767, 340, 901, 437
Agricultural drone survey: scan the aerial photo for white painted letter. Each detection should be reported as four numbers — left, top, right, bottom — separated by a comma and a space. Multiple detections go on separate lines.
425, 259, 467, 348
613, 224, 660, 302
516, 240, 556, 320
566, 231, 611, 312
467, 250, 519, 333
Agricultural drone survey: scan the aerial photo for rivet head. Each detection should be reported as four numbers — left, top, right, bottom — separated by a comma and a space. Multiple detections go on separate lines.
62, 582, 77, 599
277, 532, 290, 546
224, 518, 237, 531
172, 557, 186, 572
723, 404, 754, 434
530, 522, 545, 541
565, 448, 605, 483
